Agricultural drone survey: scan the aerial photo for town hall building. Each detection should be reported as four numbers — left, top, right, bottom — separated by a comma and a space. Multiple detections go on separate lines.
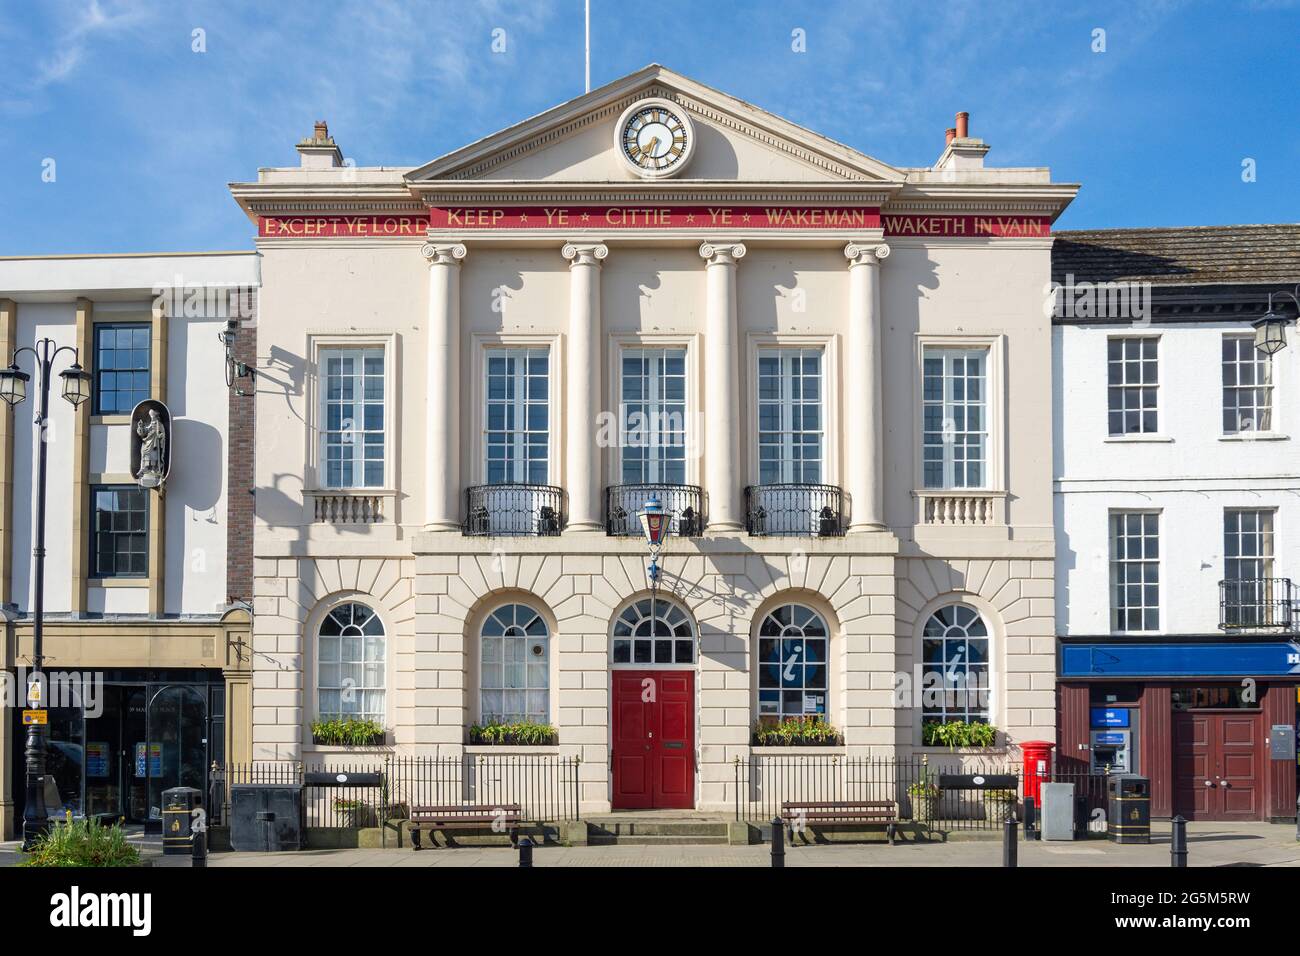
230, 65, 1077, 813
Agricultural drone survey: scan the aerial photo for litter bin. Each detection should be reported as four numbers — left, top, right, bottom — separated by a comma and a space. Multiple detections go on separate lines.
1108, 775, 1150, 844
162, 786, 203, 855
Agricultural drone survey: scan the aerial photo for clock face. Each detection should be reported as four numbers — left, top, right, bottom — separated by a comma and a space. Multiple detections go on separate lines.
615, 99, 694, 178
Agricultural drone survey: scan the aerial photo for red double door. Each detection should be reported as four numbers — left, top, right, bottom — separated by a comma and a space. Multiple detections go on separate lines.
611, 670, 695, 810
1172, 712, 1261, 820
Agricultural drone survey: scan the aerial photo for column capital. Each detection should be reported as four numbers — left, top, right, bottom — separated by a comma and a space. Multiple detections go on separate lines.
561, 241, 608, 267
699, 241, 746, 265
844, 241, 890, 266
421, 242, 467, 265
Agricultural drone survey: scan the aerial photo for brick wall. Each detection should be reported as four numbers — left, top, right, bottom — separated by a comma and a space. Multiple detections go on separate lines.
226, 289, 256, 606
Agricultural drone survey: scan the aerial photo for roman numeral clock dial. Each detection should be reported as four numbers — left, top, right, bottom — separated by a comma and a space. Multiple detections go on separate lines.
615, 98, 696, 179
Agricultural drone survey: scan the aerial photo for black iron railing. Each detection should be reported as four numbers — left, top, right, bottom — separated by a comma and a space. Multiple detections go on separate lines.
605, 483, 705, 537
744, 483, 845, 537
464, 483, 565, 536
212, 753, 581, 827
1219, 577, 1295, 631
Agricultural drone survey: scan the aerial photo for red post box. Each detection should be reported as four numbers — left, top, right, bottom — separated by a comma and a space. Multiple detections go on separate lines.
1021, 740, 1055, 806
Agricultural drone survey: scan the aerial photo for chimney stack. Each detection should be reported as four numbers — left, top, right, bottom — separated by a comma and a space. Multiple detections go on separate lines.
955, 111, 969, 139
945, 127, 957, 146
296, 119, 344, 169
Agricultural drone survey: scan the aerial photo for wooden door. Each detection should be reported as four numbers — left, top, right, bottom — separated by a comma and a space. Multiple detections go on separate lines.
611, 670, 695, 810
1173, 711, 1261, 820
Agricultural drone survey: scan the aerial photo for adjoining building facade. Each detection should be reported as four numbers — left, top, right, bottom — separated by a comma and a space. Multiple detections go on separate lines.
1053, 225, 1300, 821
232, 65, 1075, 813
0, 253, 258, 837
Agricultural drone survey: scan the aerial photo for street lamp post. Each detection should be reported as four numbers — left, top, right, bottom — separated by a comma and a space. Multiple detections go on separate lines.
0, 339, 92, 849
638, 497, 672, 627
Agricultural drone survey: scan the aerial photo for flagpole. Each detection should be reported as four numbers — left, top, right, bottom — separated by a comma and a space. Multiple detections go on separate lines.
584, 0, 591, 92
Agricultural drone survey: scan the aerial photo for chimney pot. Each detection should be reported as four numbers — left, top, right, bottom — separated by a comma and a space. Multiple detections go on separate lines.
314, 120, 329, 143
955, 111, 969, 139
945, 127, 957, 146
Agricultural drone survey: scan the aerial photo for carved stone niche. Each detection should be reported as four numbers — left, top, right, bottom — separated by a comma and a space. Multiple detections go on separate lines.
130, 399, 172, 491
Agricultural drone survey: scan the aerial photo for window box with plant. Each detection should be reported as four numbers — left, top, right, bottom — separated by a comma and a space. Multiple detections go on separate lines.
752, 715, 843, 747
311, 716, 386, 747
921, 719, 999, 750
467, 720, 558, 746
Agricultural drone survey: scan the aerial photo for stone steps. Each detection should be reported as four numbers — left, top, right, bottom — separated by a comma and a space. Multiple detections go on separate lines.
585, 818, 734, 845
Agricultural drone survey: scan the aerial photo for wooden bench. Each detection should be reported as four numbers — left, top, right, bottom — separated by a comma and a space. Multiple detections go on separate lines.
780, 800, 898, 845
408, 804, 522, 849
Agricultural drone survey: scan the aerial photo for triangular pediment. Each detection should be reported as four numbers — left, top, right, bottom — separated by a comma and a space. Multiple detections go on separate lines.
406, 65, 905, 186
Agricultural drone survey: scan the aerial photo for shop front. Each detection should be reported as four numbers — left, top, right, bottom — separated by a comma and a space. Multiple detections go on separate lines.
1058, 642, 1299, 822
8, 669, 226, 826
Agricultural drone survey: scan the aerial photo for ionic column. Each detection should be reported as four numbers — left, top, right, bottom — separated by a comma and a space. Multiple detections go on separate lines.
422, 242, 466, 531
561, 242, 608, 532
844, 241, 889, 532
699, 241, 746, 532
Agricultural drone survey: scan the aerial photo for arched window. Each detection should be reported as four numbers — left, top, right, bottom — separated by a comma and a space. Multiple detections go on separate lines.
612, 598, 695, 665
921, 604, 990, 723
757, 604, 828, 724
317, 602, 385, 721
480, 604, 549, 724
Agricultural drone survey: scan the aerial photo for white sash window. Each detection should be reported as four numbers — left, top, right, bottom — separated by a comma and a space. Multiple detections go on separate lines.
321, 347, 386, 489
922, 347, 988, 489
757, 347, 823, 485
485, 347, 550, 485
620, 347, 687, 484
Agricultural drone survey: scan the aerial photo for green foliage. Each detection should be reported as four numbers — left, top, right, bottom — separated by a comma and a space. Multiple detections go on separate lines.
906, 775, 941, 799
468, 720, 558, 746
921, 719, 999, 749
311, 716, 386, 746
751, 715, 842, 747
983, 789, 1018, 804
21, 812, 141, 868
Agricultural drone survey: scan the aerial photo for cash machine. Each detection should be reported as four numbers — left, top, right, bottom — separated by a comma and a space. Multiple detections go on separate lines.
1089, 707, 1137, 773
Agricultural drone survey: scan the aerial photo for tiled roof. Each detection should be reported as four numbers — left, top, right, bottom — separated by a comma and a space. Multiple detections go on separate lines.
1052, 224, 1300, 287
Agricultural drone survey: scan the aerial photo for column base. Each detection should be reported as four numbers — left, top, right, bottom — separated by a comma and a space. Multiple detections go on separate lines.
423, 521, 463, 534
565, 522, 605, 533
704, 522, 745, 535
847, 522, 887, 534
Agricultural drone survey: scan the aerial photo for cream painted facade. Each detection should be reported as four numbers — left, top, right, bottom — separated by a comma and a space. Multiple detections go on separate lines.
0, 253, 257, 838
234, 66, 1075, 812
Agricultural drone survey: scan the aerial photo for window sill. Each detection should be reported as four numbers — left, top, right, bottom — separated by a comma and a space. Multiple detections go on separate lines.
89, 578, 149, 588
90, 414, 132, 426
1219, 433, 1289, 442
749, 745, 846, 755
1104, 434, 1173, 443
464, 744, 562, 755
304, 743, 393, 754
915, 746, 1009, 756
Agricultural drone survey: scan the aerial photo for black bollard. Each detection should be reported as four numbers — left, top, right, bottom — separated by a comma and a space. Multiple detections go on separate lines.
1023, 796, 1037, 841
1170, 815, 1187, 868
191, 827, 207, 868
518, 836, 534, 868
1003, 814, 1018, 868
771, 817, 785, 868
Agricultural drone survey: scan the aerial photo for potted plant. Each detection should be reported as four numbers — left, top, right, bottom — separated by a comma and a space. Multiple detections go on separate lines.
983, 788, 1018, 823
467, 720, 558, 746
906, 776, 941, 821
20, 811, 142, 868
332, 796, 372, 828
311, 716, 386, 747
751, 715, 843, 747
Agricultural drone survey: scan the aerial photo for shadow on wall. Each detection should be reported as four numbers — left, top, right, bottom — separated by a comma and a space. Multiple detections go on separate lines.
690, 122, 739, 179
170, 418, 224, 512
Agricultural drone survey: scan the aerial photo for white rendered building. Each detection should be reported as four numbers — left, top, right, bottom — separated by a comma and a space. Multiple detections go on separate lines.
232, 65, 1076, 813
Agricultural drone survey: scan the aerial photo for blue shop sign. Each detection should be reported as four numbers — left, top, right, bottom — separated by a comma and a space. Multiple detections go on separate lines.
1094, 732, 1127, 746
1061, 642, 1300, 679
1091, 707, 1129, 727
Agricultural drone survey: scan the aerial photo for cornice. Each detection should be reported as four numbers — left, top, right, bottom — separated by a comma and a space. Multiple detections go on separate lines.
412, 184, 897, 205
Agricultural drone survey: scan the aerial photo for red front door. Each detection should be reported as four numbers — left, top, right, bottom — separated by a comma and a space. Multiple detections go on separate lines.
1173, 712, 1261, 820
611, 670, 694, 809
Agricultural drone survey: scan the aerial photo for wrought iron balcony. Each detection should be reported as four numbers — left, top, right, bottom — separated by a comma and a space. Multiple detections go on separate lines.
464, 483, 565, 537
605, 483, 705, 537
744, 483, 845, 538
1219, 577, 1296, 632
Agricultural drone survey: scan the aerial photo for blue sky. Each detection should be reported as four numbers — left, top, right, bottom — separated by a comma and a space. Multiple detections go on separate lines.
1, 0, 1296, 254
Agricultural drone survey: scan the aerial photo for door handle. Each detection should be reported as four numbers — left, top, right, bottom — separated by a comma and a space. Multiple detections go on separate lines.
1203, 780, 1214, 787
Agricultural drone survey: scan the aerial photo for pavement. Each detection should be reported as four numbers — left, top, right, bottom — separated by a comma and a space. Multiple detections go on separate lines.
6, 819, 1297, 867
